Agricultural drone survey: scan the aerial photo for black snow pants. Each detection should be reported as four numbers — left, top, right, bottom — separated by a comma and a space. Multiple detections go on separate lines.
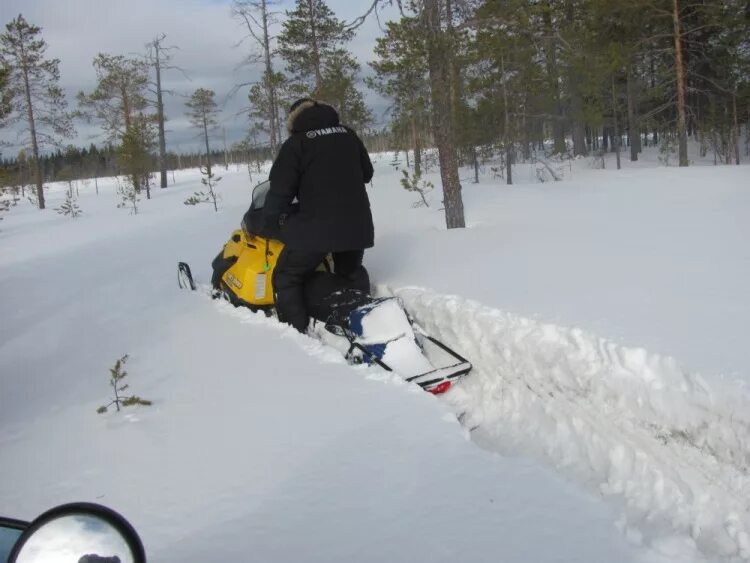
273, 248, 365, 332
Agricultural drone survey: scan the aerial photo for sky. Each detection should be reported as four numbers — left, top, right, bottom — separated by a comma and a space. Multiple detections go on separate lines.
0, 0, 399, 155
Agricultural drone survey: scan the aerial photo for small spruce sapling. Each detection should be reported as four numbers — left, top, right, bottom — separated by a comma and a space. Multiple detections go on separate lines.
658, 134, 677, 166
1, 188, 18, 222
390, 151, 402, 170
26, 187, 39, 207
0, 198, 11, 223
183, 192, 209, 206
183, 165, 221, 211
97, 354, 152, 414
400, 169, 432, 208
55, 191, 82, 218
116, 177, 140, 215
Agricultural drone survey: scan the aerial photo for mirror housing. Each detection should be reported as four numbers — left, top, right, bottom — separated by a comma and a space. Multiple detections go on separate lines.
8, 503, 145, 563
0, 517, 28, 563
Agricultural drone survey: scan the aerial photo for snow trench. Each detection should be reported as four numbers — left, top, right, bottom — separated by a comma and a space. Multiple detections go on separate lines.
209, 283, 750, 561
385, 286, 750, 562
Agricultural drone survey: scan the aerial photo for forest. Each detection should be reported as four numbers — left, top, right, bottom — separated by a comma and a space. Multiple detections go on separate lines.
1, 0, 748, 226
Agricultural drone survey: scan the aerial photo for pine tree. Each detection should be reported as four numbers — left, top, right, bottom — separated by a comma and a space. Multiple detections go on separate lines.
278, 0, 371, 129
0, 65, 11, 120
78, 54, 150, 140
117, 113, 156, 200
78, 54, 152, 191
186, 88, 219, 177
0, 15, 74, 210
247, 70, 288, 152
468, 0, 548, 182
368, 16, 430, 176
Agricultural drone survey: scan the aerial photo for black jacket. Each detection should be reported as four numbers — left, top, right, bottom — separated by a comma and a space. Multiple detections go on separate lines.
264, 101, 374, 252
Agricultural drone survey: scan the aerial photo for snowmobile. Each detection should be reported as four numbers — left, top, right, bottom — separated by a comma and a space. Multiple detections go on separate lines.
177, 180, 471, 395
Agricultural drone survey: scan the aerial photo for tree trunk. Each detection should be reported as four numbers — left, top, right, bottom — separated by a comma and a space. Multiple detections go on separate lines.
222, 127, 229, 170
541, 2, 565, 154
570, 75, 587, 156
672, 0, 689, 166
411, 115, 422, 177
501, 55, 513, 185
260, 0, 280, 156
154, 41, 168, 189
20, 43, 45, 209
611, 76, 621, 170
203, 113, 212, 176
626, 67, 641, 161
445, 0, 464, 160
424, 0, 464, 229
732, 92, 740, 165
571, 112, 586, 156
473, 146, 479, 183
506, 145, 513, 184
306, 0, 324, 93
521, 105, 531, 160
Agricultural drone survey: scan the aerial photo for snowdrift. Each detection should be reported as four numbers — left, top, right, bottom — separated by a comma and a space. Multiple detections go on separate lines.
390, 285, 750, 560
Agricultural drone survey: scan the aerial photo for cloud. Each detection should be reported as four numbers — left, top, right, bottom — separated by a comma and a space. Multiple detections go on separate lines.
0, 0, 397, 154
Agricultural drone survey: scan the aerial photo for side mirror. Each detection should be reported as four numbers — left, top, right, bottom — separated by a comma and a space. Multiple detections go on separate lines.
8, 503, 145, 563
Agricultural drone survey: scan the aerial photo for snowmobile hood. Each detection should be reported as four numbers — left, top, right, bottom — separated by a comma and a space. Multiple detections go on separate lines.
287, 100, 340, 134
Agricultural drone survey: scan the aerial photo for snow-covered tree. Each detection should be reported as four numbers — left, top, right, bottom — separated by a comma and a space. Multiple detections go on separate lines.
55, 191, 82, 218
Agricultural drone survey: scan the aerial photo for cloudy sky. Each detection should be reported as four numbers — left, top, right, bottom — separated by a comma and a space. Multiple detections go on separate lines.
0, 0, 399, 154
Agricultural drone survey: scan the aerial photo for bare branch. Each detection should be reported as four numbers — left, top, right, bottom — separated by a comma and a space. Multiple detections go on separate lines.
345, 0, 383, 31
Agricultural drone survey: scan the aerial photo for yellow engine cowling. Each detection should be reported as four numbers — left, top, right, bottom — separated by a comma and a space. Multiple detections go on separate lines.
216, 229, 330, 309
220, 229, 284, 307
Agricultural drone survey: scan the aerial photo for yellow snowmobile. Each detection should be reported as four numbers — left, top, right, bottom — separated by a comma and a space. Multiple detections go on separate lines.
177, 181, 471, 394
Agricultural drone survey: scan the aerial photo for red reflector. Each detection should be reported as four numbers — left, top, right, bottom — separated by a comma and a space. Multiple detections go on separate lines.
429, 381, 452, 395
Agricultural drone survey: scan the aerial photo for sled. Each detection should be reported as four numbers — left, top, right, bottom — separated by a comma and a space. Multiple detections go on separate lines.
310, 295, 472, 394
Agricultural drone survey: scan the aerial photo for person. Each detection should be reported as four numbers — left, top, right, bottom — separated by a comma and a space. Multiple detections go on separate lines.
263, 98, 375, 332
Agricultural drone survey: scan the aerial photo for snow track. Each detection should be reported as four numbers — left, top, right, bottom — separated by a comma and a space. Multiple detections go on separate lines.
387, 286, 750, 562
203, 279, 750, 561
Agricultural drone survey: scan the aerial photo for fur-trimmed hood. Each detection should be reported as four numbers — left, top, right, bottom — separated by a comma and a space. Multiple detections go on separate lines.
286, 100, 340, 134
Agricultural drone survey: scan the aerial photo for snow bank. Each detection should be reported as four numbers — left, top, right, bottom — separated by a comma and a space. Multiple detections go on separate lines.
388, 285, 750, 560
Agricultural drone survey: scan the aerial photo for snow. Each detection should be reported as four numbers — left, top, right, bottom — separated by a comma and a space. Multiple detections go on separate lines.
1, 146, 749, 562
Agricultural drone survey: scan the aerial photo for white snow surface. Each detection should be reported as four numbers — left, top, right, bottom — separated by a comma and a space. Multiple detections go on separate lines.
1, 147, 749, 562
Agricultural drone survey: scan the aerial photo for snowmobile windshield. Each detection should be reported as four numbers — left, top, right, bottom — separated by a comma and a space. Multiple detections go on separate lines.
251, 180, 271, 211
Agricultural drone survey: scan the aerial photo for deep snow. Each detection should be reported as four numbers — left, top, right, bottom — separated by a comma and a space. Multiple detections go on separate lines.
1, 146, 749, 562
